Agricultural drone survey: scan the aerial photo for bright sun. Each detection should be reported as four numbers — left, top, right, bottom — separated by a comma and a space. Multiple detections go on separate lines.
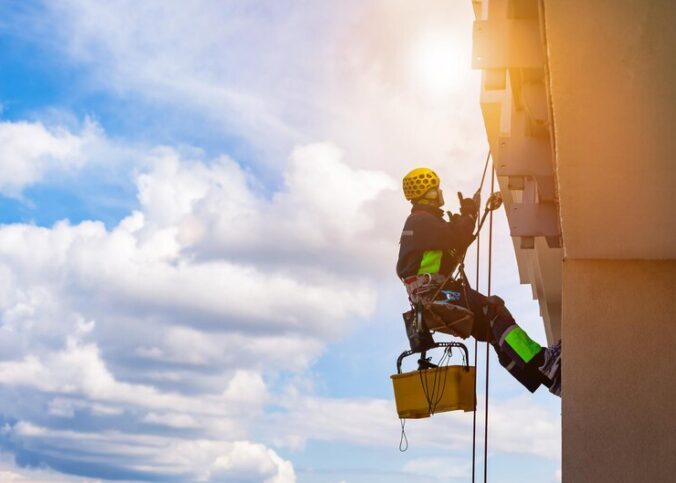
409, 30, 469, 98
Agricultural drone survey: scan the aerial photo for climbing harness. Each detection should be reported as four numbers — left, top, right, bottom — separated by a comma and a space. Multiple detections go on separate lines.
393, 150, 500, 483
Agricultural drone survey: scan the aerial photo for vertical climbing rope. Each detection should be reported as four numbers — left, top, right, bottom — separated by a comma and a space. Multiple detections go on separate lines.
472, 150, 491, 483
471, 218, 480, 483
483, 165, 496, 483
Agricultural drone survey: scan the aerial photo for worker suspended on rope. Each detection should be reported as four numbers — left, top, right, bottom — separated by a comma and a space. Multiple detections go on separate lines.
397, 167, 561, 397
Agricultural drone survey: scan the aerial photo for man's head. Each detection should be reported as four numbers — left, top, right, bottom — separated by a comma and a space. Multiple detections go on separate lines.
402, 167, 444, 207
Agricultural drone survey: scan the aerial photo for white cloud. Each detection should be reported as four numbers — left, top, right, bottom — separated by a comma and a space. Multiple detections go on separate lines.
21, 0, 488, 186
0, 119, 100, 196
0, 141, 389, 367
36, 0, 334, 159
0, 2, 562, 481
47, 398, 80, 418
261, 392, 560, 461
0, 453, 95, 482
0, 336, 272, 424
180, 143, 399, 276
0, 338, 190, 409
0, 124, 397, 479
403, 457, 471, 480
6, 421, 295, 482
211, 441, 295, 483
0, 128, 401, 460
47, 397, 123, 418
142, 412, 199, 429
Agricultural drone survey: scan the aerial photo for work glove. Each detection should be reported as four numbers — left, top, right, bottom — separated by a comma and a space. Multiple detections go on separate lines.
458, 192, 479, 219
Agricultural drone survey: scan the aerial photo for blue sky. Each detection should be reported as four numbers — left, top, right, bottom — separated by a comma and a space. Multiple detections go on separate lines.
0, 1, 560, 481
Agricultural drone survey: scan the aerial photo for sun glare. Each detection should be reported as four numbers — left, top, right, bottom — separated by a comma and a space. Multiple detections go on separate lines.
409, 30, 469, 98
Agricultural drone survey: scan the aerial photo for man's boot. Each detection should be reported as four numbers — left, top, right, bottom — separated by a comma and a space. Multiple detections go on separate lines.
538, 340, 562, 396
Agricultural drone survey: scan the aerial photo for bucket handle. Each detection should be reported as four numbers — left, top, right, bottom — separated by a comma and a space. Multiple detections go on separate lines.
396, 342, 469, 374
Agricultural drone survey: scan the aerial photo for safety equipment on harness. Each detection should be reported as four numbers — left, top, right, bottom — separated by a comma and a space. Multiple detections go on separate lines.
402, 167, 440, 201
424, 300, 475, 339
402, 273, 446, 303
402, 309, 435, 353
402, 274, 476, 341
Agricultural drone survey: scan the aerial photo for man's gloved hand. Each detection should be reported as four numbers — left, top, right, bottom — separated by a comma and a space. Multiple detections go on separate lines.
458, 192, 479, 219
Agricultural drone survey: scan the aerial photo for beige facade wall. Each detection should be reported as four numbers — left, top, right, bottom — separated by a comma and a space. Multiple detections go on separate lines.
563, 260, 676, 482
544, 1, 676, 481
544, 0, 676, 261
472, 0, 676, 481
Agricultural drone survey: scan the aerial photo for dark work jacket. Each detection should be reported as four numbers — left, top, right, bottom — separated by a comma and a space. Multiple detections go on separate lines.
396, 204, 475, 279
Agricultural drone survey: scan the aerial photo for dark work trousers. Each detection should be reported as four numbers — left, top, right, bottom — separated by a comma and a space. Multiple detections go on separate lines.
438, 280, 546, 392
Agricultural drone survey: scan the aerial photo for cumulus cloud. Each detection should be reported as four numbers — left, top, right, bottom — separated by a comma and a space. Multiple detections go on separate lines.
261, 391, 560, 461
403, 457, 471, 481
175, 143, 399, 275
10, 0, 489, 186
0, 1, 562, 481
0, 137, 396, 410
0, 453, 94, 482
142, 412, 199, 429
0, 337, 290, 478
210, 442, 295, 483
0, 337, 264, 417
0, 119, 100, 196
0, 142, 389, 350
0, 118, 399, 478
30, 0, 340, 159
4, 421, 294, 482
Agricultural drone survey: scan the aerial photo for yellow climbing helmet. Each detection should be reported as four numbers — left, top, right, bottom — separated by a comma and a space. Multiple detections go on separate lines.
402, 167, 440, 201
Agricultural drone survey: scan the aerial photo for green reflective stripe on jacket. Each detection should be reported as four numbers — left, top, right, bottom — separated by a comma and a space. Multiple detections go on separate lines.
504, 327, 542, 363
417, 250, 443, 274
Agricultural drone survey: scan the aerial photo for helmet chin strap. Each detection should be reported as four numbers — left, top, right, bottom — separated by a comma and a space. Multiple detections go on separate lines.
437, 188, 445, 207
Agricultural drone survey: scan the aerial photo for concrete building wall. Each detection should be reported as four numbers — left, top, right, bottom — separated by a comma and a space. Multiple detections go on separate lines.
544, 0, 676, 260
544, 1, 676, 481
563, 260, 676, 482
472, 0, 676, 481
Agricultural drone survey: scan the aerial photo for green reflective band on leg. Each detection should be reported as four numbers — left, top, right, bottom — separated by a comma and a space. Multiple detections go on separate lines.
505, 327, 542, 364
417, 250, 442, 274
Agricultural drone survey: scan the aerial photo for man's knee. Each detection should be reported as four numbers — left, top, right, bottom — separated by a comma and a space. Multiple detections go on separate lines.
485, 295, 514, 320
469, 294, 511, 342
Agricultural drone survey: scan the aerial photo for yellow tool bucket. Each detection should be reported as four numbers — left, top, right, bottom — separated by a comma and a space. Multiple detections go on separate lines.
391, 342, 476, 419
